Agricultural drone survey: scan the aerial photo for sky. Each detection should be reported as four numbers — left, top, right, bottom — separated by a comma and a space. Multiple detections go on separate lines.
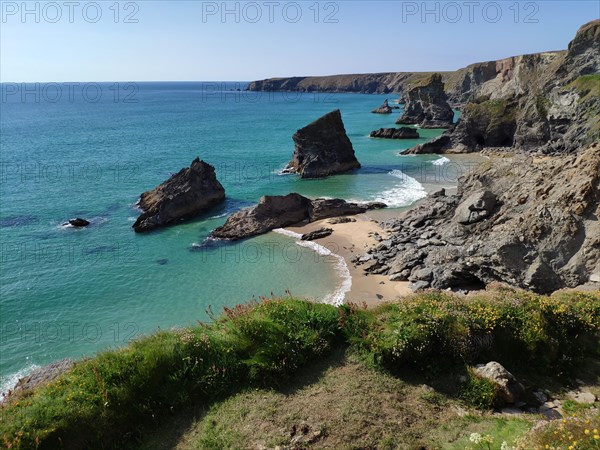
1, 1, 598, 82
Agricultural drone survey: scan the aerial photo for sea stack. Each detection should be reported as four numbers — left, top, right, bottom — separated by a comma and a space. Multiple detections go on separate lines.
396, 73, 454, 128
283, 109, 361, 178
371, 99, 393, 114
133, 158, 225, 232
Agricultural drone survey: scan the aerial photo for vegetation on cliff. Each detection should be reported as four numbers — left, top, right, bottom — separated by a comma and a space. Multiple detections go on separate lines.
2, 290, 599, 449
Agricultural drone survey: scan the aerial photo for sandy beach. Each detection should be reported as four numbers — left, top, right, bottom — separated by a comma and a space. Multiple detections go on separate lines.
285, 208, 413, 307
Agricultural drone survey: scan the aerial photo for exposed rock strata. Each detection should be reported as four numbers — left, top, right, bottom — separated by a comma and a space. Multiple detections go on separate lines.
283, 110, 361, 178
356, 143, 600, 293
211, 194, 385, 240
395, 74, 454, 128
133, 158, 225, 232
403, 20, 599, 155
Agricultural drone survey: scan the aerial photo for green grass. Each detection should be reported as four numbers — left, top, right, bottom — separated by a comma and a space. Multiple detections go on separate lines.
1, 290, 599, 449
566, 74, 600, 100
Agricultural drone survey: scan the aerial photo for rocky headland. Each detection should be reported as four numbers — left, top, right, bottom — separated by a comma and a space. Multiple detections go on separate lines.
282, 109, 361, 178
355, 143, 600, 293
369, 127, 419, 139
406, 21, 599, 156
133, 158, 225, 232
211, 194, 385, 240
395, 73, 455, 128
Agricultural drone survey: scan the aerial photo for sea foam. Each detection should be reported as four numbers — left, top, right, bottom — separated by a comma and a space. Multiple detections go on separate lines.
371, 169, 427, 207
431, 156, 450, 166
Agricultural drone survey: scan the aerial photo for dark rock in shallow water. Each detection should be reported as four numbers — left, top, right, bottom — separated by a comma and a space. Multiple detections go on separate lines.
212, 194, 386, 240
395, 73, 454, 128
156, 258, 169, 265
370, 127, 419, 139
133, 158, 225, 233
301, 228, 333, 241
7, 359, 74, 399
212, 194, 312, 240
371, 99, 393, 114
283, 109, 361, 178
68, 218, 90, 227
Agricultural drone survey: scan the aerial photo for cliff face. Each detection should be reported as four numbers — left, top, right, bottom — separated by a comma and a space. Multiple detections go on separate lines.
404, 19, 599, 155
395, 73, 454, 128
246, 21, 599, 112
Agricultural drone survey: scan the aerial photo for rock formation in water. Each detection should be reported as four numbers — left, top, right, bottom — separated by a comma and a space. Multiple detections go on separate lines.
395, 74, 454, 128
371, 99, 394, 114
370, 127, 419, 139
133, 158, 225, 232
283, 110, 361, 178
211, 194, 385, 240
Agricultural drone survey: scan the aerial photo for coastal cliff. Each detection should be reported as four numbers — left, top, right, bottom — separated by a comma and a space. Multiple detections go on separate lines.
356, 20, 600, 293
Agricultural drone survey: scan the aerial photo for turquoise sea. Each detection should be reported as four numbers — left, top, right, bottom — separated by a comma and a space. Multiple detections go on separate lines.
0, 82, 464, 393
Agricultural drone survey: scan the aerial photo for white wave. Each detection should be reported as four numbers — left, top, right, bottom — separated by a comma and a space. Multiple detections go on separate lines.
432, 156, 450, 166
207, 212, 228, 220
272, 228, 302, 239
0, 364, 39, 402
272, 229, 351, 306
371, 170, 427, 208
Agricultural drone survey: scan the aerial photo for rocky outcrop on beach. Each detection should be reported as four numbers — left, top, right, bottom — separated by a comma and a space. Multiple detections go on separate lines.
133, 158, 225, 233
371, 99, 396, 114
6, 359, 74, 399
370, 127, 419, 139
356, 143, 600, 293
211, 194, 385, 240
301, 228, 333, 241
395, 74, 454, 128
403, 20, 600, 155
283, 110, 361, 178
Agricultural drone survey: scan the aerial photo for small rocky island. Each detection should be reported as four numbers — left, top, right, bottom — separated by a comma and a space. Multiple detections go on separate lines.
282, 109, 361, 178
211, 194, 385, 240
370, 127, 420, 139
395, 73, 454, 128
371, 99, 398, 114
133, 158, 225, 232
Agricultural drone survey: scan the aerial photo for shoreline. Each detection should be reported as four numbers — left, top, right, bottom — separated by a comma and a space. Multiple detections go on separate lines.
284, 209, 412, 307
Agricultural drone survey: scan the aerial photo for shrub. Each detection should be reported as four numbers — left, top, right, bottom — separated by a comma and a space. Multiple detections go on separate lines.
0, 298, 341, 449
460, 368, 500, 410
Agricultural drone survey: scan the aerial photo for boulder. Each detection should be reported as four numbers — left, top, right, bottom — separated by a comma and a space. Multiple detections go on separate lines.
212, 193, 311, 240
301, 228, 333, 241
133, 158, 225, 232
211, 194, 384, 240
396, 74, 454, 128
473, 361, 525, 404
370, 127, 420, 139
328, 217, 357, 224
68, 218, 90, 227
309, 198, 368, 221
454, 191, 497, 224
371, 99, 393, 114
283, 109, 361, 178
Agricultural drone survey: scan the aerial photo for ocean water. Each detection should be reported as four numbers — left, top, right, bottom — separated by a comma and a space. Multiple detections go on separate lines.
0, 82, 461, 392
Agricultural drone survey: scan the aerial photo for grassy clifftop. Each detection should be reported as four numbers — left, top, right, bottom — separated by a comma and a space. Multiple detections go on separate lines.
1, 290, 599, 449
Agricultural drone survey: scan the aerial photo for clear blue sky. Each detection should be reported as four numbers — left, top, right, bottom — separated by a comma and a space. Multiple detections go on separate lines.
1, 1, 598, 82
